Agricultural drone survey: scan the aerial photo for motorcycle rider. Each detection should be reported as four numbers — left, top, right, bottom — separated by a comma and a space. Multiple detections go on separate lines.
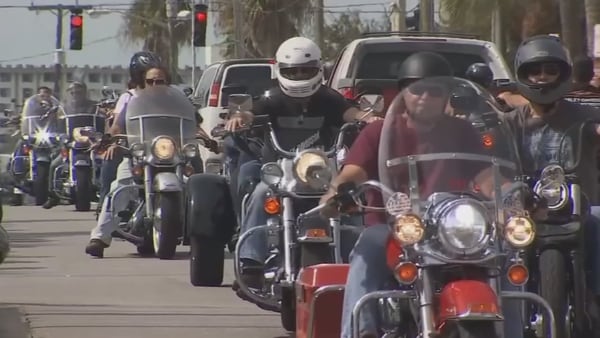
43, 81, 97, 209
508, 35, 600, 300
85, 51, 162, 258
319, 51, 524, 338
566, 55, 600, 104
225, 36, 381, 293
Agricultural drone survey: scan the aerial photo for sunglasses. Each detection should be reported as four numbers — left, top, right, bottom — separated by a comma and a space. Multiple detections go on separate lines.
525, 63, 560, 76
408, 83, 445, 97
145, 79, 166, 85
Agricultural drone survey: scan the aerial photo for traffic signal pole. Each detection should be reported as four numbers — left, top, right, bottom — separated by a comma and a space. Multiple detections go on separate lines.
28, 4, 92, 100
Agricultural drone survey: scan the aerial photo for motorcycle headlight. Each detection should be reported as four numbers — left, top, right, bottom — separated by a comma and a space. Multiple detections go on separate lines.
151, 136, 175, 160
534, 165, 569, 210
436, 200, 489, 255
261, 162, 283, 186
504, 216, 536, 248
130, 143, 145, 158
72, 127, 89, 143
293, 150, 332, 190
182, 143, 198, 158
393, 214, 425, 245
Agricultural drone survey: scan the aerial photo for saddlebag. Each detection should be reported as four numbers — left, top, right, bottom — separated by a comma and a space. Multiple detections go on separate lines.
296, 264, 349, 338
185, 173, 237, 244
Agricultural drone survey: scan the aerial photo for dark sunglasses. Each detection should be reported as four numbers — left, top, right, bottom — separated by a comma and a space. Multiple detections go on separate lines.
525, 63, 560, 76
408, 83, 445, 97
145, 79, 166, 85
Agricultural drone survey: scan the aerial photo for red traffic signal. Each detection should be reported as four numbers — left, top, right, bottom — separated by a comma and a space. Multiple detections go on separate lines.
195, 12, 207, 22
71, 15, 83, 27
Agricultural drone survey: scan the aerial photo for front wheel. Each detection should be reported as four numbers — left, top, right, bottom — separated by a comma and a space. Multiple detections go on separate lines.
442, 321, 500, 338
34, 162, 49, 206
75, 167, 92, 211
539, 249, 569, 338
152, 192, 182, 259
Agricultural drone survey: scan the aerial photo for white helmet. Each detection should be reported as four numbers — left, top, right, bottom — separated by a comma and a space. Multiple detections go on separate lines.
275, 37, 323, 98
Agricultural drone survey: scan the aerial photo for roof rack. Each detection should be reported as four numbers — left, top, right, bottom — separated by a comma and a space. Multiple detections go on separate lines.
361, 31, 480, 40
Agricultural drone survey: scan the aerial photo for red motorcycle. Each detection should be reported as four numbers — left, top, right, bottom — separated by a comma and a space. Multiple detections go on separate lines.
294, 76, 557, 338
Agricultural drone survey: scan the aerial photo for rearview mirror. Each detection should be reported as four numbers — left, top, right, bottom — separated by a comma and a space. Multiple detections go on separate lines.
182, 86, 193, 96
101, 86, 113, 98
358, 94, 384, 114
228, 94, 252, 113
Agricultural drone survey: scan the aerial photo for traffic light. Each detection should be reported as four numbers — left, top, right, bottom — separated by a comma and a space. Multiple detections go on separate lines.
70, 9, 83, 50
193, 4, 208, 47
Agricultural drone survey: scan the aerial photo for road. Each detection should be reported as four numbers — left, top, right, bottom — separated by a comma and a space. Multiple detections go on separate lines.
0, 205, 287, 338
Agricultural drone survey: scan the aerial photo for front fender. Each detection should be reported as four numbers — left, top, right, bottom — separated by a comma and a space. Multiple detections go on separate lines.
34, 151, 51, 163
153, 172, 182, 192
437, 280, 501, 327
186, 173, 236, 244
74, 153, 91, 167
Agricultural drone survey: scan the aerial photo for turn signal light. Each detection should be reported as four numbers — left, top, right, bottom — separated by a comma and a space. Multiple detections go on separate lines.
507, 264, 529, 285
131, 165, 143, 177
304, 228, 327, 238
482, 133, 494, 149
264, 197, 281, 215
394, 261, 418, 284
60, 148, 69, 159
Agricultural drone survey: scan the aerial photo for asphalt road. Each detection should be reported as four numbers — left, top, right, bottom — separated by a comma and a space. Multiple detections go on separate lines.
0, 205, 287, 338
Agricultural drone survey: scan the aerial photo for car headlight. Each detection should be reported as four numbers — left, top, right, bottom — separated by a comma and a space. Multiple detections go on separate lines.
393, 214, 425, 245
436, 200, 489, 255
504, 216, 535, 248
130, 143, 145, 158
534, 164, 569, 210
261, 162, 283, 186
182, 143, 198, 158
151, 136, 175, 160
293, 150, 332, 190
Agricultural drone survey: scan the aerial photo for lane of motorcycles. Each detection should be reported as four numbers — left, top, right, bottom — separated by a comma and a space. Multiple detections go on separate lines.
1, 76, 598, 338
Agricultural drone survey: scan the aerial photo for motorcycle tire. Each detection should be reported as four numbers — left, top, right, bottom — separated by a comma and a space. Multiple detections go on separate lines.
74, 167, 92, 211
152, 192, 181, 260
443, 321, 500, 338
33, 162, 49, 206
189, 235, 224, 287
539, 249, 569, 338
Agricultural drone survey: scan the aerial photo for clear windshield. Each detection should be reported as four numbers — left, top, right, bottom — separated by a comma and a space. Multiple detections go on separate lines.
378, 77, 523, 221
125, 85, 196, 146
20, 95, 66, 136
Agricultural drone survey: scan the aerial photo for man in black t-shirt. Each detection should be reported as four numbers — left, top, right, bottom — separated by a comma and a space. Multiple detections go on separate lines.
225, 37, 380, 293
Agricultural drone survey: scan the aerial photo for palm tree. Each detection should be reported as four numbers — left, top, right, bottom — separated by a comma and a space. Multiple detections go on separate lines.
213, 0, 312, 58
120, 0, 192, 82
558, 0, 587, 59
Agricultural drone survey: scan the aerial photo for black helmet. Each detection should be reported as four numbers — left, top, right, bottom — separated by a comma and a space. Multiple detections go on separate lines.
397, 52, 453, 89
129, 51, 162, 85
514, 35, 572, 104
465, 63, 493, 88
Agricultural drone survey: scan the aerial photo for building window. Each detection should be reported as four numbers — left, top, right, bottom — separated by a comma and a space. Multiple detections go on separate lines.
22, 73, 33, 82
88, 73, 100, 83
0, 88, 11, 97
22, 88, 33, 98
0, 73, 11, 82
111, 73, 123, 83
43, 72, 54, 82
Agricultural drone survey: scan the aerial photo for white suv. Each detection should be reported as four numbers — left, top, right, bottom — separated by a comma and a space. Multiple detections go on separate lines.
326, 32, 513, 109
193, 59, 276, 173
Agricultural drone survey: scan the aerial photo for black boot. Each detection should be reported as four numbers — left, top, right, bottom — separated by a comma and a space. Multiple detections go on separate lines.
85, 239, 108, 258
42, 194, 60, 209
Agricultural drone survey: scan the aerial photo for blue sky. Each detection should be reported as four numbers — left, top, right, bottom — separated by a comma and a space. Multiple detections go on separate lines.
0, 0, 420, 68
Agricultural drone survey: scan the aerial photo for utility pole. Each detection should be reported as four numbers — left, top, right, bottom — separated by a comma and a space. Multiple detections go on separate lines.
396, 0, 406, 31
165, 0, 179, 82
28, 4, 92, 100
191, 0, 197, 87
419, 0, 434, 32
315, 0, 324, 50
232, 0, 244, 58
491, 2, 503, 54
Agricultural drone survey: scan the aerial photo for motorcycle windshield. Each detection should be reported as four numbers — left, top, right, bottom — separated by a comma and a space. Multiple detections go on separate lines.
378, 77, 524, 223
20, 95, 66, 137
63, 100, 104, 136
125, 85, 196, 147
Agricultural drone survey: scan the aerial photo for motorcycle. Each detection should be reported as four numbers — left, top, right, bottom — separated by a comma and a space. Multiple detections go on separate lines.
521, 120, 600, 338
293, 76, 557, 338
106, 85, 201, 259
51, 97, 106, 211
8, 97, 67, 205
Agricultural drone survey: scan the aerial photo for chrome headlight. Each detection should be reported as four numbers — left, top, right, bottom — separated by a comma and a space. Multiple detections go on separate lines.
261, 162, 283, 186
533, 164, 569, 210
130, 143, 145, 158
292, 150, 332, 190
182, 143, 198, 158
436, 199, 490, 255
151, 136, 176, 160
505, 216, 536, 248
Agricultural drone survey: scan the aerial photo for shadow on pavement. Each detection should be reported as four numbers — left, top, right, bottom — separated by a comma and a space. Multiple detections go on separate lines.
7, 231, 90, 248
0, 306, 31, 338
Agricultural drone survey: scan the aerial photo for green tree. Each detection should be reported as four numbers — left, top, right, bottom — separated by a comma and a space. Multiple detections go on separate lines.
214, 0, 311, 58
322, 10, 390, 60
120, 0, 192, 82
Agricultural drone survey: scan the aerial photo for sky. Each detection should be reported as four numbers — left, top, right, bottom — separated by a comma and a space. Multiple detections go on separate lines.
0, 0, 422, 68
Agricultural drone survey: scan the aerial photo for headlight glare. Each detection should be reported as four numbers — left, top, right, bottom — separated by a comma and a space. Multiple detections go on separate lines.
393, 214, 425, 245
504, 216, 535, 248
152, 137, 175, 160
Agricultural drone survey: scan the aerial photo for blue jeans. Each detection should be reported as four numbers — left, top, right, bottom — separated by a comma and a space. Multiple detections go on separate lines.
99, 156, 122, 206
341, 224, 524, 338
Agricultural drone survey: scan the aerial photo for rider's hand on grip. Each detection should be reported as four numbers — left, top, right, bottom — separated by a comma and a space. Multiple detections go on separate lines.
225, 116, 245, 132
319, 182, 359, 218
210, 124, 227, 138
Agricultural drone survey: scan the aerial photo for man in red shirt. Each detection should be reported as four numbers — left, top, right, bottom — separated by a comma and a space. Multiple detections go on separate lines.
323, 52, 523, 338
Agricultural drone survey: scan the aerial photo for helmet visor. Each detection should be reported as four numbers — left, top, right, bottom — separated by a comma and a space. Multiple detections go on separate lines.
279, 66, 320, 81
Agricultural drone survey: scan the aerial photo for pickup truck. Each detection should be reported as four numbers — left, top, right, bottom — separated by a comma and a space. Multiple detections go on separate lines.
326, 31, 514, 111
